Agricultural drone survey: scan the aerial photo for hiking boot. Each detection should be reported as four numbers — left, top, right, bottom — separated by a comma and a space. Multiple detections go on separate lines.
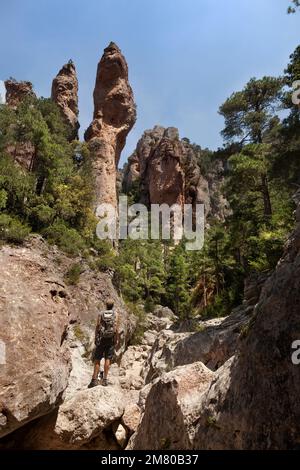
88, 379, 98, 389
102, 378, 108, 387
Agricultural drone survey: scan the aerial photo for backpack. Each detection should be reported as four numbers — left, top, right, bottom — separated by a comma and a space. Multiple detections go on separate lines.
96, 309, 116, 344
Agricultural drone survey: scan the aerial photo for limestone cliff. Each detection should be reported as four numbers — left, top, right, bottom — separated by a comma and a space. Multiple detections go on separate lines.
85, 42, 136, 210
51, 61, 79, 140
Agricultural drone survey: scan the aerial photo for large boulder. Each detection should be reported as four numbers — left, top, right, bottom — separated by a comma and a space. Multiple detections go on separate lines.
10, 386, 125, 450
0, 241, 71, 438
129, 362, 214, 450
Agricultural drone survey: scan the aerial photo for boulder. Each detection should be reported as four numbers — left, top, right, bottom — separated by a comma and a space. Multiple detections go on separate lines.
9, 386, 125, 450
122, 403, 142, 435
0, 241, 71, 438
129, 362, 214, 450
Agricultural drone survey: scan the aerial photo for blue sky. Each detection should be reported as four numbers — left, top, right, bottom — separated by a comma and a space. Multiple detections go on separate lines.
0, 0, 299, 166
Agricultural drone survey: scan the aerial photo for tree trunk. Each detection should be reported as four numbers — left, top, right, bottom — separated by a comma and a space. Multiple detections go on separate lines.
261, 173, 272, 219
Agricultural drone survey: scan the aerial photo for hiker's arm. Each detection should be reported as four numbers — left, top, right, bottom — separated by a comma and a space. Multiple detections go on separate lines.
115, 311, 121, 348
94, 315, 100, 344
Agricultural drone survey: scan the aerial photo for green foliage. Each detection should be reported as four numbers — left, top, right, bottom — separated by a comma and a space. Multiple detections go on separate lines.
115, 239, 166, 308
43, 219, 86, 255
126, 301, 147, 345
64, 262, 83, 285
165, 244, 191, 319
0, 97, 97, 255
288, 0, 300, 13
0, 213, 31, 243
219, 76, 283, 144
0, 153, 35, 216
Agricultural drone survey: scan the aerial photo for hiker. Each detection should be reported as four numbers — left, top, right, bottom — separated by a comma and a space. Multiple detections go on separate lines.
88, 299, 119, 388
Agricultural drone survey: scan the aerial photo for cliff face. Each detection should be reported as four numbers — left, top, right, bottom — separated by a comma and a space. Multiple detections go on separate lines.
4, 80, 36, 109
85, 42, 136, 210
123, 126, 228, 220
51, 61, 79, 140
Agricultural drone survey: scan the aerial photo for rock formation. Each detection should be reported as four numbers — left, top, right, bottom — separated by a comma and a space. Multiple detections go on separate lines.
128, 195, 300, 450
4, 80, 37, 169
0, 240, 71, 438
128, 362, 214, 450
0, 235, 134, 441
51, 61, 79, 140
123, 126, 228, 220
84, 42, 136, 210
4, 142, 36, 171
4, 80, 36, 109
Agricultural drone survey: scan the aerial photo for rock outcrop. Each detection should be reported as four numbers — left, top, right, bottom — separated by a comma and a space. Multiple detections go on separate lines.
123, 126, 228, 220
4, 80, 36, 109
85, 42, 136, 210
51, 61, 79, 140
0, 240, 71, 438
146, 273, 268, 381
0, 235, 133, 440
4, 142, 36, 171
4, 80, 37, 169
18, 387, 125, 450
128, 362, 214, 450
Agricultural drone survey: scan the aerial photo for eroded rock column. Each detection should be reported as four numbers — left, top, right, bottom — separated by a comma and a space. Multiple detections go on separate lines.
51, 60, 79, 140
84, 42, 136, 211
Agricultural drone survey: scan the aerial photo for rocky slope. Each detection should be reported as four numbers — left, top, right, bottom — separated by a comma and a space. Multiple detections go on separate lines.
51, 61, 79, 140
1, 216, 299, 450
0, 235, 133, 441
85, 42, 136, 210
123, 125, 228, 220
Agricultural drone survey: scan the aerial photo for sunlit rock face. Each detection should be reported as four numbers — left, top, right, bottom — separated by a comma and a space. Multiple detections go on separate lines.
84, 42, 136, 210
51, 61, 79, 140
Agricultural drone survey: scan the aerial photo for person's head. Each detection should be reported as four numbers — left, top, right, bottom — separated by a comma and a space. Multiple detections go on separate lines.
106, 299, 114, 310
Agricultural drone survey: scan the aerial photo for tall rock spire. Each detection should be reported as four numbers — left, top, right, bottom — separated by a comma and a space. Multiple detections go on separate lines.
84, 42, 136, 210
51, 60, 79, 140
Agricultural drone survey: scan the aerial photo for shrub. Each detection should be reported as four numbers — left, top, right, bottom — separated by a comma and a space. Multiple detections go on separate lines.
64, 262, 82, 285
0, 214, 31, 244
43, 219, 86, 255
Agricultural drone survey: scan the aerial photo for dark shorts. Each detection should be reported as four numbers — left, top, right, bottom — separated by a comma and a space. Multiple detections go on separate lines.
93, 338, 115, 361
